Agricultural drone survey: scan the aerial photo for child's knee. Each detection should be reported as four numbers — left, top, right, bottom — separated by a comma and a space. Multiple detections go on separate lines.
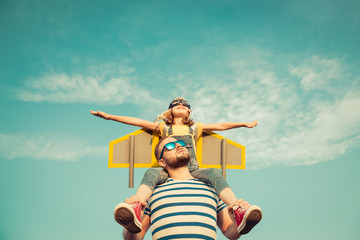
144, 168, 160, 175
144, 168, 164, 178
204, 168, 222, 177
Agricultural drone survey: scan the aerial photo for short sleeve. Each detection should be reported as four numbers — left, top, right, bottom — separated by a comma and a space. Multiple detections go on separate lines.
217, 200, 227, 213
144, 202, 151, 216
195, 122, 204, 139
158, 122, 165, 137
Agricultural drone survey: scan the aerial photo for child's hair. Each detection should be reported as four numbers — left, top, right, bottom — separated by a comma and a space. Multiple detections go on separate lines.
155, 97, 194, 126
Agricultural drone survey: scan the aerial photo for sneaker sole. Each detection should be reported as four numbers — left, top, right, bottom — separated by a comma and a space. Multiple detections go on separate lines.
114, 203, 142, 233
238, 205, 262, 235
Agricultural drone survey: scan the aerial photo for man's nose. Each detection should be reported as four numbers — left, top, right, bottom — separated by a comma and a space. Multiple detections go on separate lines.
175, 143, 183, 148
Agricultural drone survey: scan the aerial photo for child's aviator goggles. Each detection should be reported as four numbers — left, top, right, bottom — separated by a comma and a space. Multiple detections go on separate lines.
159, 140, 186, 159
168, 99, 191, 110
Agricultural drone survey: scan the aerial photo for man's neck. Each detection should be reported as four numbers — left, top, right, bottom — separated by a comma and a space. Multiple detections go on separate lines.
167, 166, 194, 180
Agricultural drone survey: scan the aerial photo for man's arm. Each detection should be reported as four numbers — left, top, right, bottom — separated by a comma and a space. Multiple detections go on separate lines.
217, 206, 241, 240
90, 110, 160, 131
123, 214, 150, 240
202, 120, 258, 131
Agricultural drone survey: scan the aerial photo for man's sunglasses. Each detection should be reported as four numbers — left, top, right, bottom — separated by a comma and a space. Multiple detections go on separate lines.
159, 140, 186, 159
168, 100, 191, 110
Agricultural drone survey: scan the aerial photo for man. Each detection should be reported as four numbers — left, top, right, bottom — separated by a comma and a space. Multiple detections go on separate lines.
115, 137, 262, 240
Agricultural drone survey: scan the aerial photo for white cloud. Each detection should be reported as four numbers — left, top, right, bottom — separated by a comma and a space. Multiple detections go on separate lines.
7, 53, 360, 169
289, 55, 344, 91
170, 55, 360, 169
258, 93, 360, 167
0, 133, 107, 161
13, 65, 161, 106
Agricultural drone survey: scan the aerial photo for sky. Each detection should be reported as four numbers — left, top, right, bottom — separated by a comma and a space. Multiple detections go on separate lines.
0, 0, 359, 239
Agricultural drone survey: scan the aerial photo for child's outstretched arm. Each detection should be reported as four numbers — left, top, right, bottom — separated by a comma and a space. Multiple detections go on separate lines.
90, 110, 160, 131
202, 120, 258, 131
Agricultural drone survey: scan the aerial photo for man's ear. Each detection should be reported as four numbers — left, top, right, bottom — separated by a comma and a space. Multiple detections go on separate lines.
158, 159, 167, 168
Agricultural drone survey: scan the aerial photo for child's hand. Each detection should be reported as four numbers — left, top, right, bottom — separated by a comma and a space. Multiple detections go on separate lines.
90, 110, 110, 120
246, 120, 258, 128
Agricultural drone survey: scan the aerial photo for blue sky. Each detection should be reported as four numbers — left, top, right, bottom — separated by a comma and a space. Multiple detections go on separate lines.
0, 0, 359, 239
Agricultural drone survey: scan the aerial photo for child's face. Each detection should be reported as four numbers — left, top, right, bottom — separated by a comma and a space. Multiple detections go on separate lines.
171, 103, 190, 118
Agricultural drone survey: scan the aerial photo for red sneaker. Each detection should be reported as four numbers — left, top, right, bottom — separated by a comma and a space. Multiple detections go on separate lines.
233, 205, 262, 235
114, 202, 142, 233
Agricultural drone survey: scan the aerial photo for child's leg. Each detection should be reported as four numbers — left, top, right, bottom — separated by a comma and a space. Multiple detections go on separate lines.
135, 168, 169, 202
218, 187, 237, 207
191, 168, 237, 207
133, 184, 153, 203
115, 168, 169, 231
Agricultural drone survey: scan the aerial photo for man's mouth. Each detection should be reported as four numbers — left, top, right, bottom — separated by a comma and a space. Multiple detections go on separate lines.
176, 148, 185, 154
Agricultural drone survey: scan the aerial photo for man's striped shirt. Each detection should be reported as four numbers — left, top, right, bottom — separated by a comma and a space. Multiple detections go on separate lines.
144, 178, 227, 240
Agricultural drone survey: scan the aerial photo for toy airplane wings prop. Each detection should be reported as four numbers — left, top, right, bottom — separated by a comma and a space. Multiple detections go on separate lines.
109, 129, 245, 188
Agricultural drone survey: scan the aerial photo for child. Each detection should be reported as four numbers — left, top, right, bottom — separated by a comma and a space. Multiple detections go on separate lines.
90, 97, 260, 234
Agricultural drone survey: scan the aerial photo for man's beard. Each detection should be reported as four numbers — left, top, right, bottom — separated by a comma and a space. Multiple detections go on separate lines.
167, 152, 190, 169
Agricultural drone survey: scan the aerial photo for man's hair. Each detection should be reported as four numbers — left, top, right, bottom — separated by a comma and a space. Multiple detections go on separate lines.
155, 137, 169, 161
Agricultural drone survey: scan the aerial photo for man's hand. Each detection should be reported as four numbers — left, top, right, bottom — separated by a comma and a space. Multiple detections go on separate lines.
125, 195, 147, 209
90, 110, 110, 120
245, 120, 258, 128
228, 198, 251, 221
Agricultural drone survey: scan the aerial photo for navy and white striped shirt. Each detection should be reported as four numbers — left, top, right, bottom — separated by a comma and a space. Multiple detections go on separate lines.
144, 178, 227, 240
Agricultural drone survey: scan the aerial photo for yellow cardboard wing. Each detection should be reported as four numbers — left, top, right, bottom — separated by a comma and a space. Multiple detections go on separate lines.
108, 129, 245, 187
